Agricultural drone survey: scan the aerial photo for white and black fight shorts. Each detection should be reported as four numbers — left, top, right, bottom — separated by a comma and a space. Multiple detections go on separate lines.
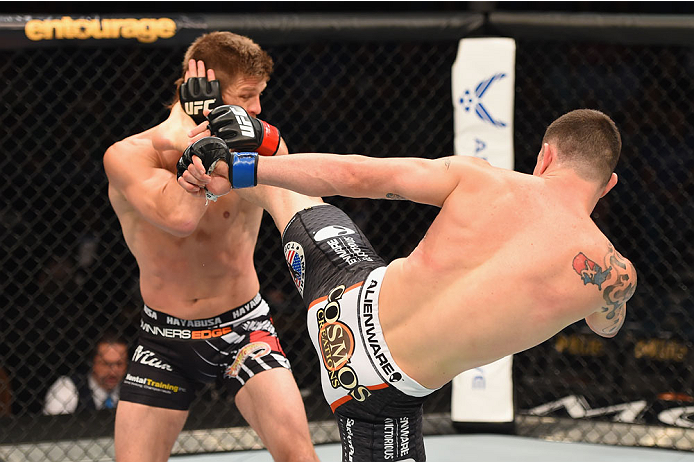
282, 204, 438, 462
120, 294, 291, 410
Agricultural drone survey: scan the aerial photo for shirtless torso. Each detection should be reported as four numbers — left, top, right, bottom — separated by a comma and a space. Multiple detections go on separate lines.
105, 110, 262, 319
232, 149, 636, 390
379, 158, 634, 388
105, 101, 318, 462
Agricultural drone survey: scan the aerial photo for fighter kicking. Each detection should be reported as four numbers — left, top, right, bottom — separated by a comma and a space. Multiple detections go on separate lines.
177, 105, 636, 462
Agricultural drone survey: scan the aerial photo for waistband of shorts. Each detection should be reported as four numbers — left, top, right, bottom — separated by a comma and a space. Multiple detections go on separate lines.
359, 267, 440, 398
141, 293, 264, 328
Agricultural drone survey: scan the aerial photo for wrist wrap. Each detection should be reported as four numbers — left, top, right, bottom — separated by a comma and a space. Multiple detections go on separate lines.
257, 120, 281, 156
231, 152, 259, 188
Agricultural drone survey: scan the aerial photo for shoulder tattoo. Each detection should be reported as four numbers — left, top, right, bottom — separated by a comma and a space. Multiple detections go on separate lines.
573, 244, 637, 334
385, 192, 407, 200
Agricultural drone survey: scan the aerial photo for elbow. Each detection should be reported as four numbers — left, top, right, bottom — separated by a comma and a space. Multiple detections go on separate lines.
169, 224, 196, 237
160, 211, 199, 237
170, 219, 198, 237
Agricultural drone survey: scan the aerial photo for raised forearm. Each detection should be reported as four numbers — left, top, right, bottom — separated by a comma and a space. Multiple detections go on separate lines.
181, 138, 458, 206
153, 177, 209, 236
123, 167, 209, 237
257, 153, 389, 199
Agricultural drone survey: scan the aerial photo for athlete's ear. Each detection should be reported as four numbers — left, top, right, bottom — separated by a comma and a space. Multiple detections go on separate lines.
532, 145, 544, 176
533, 143, 554, 176
599, 172, 618, 198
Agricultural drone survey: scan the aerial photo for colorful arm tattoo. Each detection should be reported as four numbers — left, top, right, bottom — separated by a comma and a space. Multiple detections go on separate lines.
573, 244, 636, 336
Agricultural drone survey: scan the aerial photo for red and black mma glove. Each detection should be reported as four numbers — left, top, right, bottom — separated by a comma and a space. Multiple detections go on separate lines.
177, 137, 258, 199
207, 105, 281, 156
179, 76, 223, 124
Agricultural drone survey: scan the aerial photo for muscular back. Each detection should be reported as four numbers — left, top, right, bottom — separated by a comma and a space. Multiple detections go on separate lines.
378, 160, 635, 388
105, 125, 263, 320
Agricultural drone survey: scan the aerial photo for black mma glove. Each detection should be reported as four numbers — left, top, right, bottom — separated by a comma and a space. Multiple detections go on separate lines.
179, 76, 223, 124
177, 137, 258, 200
177, 136, 229, 179
207, 105, 281, 156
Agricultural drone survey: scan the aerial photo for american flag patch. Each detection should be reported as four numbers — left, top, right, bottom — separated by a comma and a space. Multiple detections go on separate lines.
284, 241, 306, 296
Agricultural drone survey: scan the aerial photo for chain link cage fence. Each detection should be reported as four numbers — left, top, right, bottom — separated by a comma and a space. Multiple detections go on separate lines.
0, 11, 693, 461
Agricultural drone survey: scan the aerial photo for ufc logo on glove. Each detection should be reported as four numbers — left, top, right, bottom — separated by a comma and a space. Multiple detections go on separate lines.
179, 76, 222, 124
184, 99, 217, 117
230, 106, 255, 138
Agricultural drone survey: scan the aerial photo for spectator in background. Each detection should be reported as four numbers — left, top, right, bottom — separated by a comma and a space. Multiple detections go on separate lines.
44, 331, 128, 414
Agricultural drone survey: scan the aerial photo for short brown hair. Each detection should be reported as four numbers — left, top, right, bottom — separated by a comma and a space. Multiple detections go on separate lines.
542, 109, 622, 186
172, 31, 273, 104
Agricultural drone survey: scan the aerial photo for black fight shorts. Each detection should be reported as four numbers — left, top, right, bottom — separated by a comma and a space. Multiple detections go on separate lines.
120, 294, 291, 410
283, 204, 434, 462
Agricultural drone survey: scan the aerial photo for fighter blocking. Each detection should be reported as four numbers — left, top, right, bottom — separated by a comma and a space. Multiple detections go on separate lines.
178, 74, 281, 155
179, 75, 223, 124
178, 136, 258, 189
208, 105, 281, 156
178, 104, 279, 188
